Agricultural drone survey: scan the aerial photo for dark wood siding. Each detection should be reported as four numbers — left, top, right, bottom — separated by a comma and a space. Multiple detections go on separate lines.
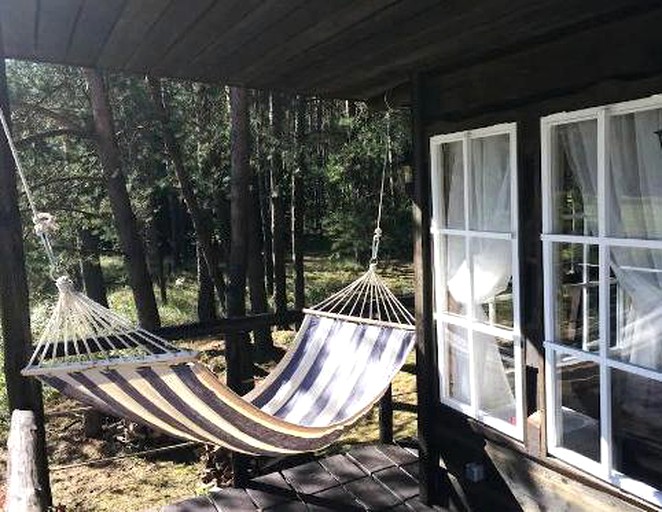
417, 5, 662, 510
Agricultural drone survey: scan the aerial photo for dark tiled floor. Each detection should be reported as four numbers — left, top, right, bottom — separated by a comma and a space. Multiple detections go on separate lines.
162, 444, 439, 511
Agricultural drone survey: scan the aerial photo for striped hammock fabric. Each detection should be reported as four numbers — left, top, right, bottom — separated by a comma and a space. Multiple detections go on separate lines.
35, 314, 414, 456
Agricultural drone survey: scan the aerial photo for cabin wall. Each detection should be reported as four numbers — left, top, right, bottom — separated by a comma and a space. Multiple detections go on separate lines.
416, 6, 662, 511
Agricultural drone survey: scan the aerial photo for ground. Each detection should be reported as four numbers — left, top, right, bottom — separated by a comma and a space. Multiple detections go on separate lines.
1, 257, 416, 512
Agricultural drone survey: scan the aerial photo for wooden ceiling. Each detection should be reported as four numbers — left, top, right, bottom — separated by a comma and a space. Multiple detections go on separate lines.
0, 0, 659, 100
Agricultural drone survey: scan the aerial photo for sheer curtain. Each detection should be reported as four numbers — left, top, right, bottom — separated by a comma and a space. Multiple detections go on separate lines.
561, 112, 662, 370
444, 135, 515, 415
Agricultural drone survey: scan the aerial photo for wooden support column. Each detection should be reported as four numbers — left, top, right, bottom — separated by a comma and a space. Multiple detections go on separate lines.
411, 73, 440, 505
0, 56, 52, 510
518, 115, 546, 456
228, 86, 254, 488
379, 386, 394, 444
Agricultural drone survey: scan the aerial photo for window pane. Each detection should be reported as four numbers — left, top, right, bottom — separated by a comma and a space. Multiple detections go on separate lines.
551, 120, 598, 235
445, 324, 470, 404
443, 235, 467, 317
612, 369, 662, 491
476, 332, 516, 423
609, 109, 662, 240
440, 141, 464, 229
555, 354, 600, 461
472, 238, 513, 328
553, 243, 600, 351
610, 247, 662, 371
470, 134, 511, 232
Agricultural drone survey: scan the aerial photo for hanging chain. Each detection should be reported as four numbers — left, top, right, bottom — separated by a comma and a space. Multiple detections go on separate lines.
0, 107, 61, 279
370, 106, 392, 266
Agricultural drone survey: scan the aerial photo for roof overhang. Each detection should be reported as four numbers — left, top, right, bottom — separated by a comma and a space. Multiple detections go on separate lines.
0, 0, 658, 101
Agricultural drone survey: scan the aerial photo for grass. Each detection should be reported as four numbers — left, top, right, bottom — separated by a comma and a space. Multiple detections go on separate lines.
1, 255, 416, 511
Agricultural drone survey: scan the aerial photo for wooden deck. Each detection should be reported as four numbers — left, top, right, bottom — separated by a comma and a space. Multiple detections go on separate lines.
161, 444, 442, 511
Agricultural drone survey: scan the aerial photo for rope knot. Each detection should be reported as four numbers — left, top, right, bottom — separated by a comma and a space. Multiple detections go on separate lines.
33, 212, 58, 236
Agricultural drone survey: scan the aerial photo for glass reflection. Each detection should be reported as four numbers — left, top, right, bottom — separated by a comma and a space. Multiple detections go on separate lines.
551, 120, 598, 236
554, 243, 600, 351
556, 353, 600, 461
612, 369, 662, 491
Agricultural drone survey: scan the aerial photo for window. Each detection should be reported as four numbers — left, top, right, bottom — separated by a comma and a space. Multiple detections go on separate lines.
430, 123, 523, 440
542, 95, 662, 505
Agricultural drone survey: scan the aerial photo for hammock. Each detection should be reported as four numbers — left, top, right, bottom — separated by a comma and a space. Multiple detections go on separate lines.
22, 271, 414, 456
3, 106, 416, 456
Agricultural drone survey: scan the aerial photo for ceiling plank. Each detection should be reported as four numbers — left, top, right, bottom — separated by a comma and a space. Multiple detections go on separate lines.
65, 0, 126, 65
36, 0, 84, 62
0, 0, 38, 59
209, 0, 356, 79
189, 0, 309, 71
152, 0, 262, 75
234, 0, 421, 84
124, 0, 216, 72
295, 0, 662, 95
97, 0, 172, 69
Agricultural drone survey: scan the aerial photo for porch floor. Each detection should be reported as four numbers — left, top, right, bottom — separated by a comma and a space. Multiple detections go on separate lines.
161, 443, 443, 511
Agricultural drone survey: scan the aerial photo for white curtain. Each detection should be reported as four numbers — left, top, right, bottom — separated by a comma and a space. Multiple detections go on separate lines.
561, 112, 662, 370
443, 135, 515, 416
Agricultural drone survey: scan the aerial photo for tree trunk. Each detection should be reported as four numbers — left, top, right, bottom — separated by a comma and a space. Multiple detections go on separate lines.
248, 172, 274, 357
79, 228, 109, 308
197, 242, 217, 322
256, 91, 273, 296
226, 87, 254, 395
84, 68, 160, 330
271, 92, 287, 317
0, 58, 52, 510
147, 77, 227, 313
78, 227, 110, 439
292, 97, 306, 311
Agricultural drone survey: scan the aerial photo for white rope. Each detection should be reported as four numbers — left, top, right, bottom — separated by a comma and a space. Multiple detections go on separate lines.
0, 107, 60, 278
23, 276, 196, 374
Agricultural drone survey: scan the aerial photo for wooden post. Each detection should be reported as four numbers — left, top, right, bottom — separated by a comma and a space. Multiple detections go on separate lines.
0, 56, 52, 510
411, 73, 440, 505
379, 385, 394, 444
228, 86, 254, 487
6, 411, 43, 512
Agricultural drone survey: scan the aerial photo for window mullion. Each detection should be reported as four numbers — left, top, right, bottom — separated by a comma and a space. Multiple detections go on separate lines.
597, 108, 613, 478
463, 134, 479, 416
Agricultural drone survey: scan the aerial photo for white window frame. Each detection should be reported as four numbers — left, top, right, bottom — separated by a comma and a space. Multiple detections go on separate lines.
542, 94, 662, 506
429, 123, 524, 441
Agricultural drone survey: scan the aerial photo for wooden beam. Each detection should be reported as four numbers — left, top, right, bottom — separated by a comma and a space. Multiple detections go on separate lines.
411, 72, 440, 505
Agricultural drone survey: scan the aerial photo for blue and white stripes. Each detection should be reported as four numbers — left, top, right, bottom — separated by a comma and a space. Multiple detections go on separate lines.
37, 313, 415, 456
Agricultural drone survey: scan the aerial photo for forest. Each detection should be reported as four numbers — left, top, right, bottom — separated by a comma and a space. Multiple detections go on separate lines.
0, 60, 414, 510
